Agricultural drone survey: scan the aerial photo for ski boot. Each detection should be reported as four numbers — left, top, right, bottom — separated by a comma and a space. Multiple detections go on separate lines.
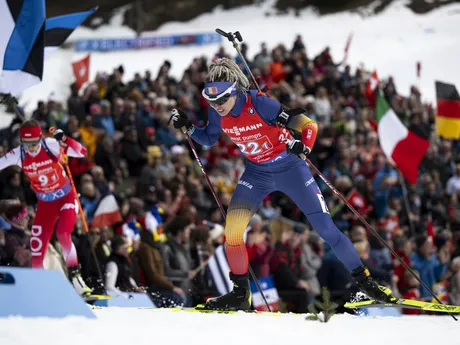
351, 265, 395, 303
204, 272, 252, 311
68, 265, 92, 297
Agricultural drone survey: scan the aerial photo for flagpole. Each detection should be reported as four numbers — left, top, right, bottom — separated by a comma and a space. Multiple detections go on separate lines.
399, 172, 416, 238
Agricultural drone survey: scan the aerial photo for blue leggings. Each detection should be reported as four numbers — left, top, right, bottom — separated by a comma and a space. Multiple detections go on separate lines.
225, 154, 362, 275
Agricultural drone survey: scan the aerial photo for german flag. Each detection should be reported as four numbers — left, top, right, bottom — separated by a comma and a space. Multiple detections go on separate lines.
436, 81, 460, 139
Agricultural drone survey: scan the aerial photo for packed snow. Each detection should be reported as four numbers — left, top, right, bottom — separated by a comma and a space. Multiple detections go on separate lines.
0, 307, 457, 345
10, 0, 460, 120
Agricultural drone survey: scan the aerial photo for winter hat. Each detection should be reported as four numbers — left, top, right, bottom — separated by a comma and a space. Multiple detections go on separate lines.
293, 223, 307, 234
434, 234, 449, 250
100, 99, 111, 108
415, 234, 428, 249
90, 104, 102, 114
19, 123, 42, 141
4, 204, 28, 222
209, 223, 224, 240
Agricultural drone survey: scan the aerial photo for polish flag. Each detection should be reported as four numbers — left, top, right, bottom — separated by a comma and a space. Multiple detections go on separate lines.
72, 54, 90, 90
91, 194, 123, 228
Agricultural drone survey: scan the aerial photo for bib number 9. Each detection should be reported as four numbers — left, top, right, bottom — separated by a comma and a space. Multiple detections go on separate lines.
38, 175, 48, 186
38, 172, 58, 187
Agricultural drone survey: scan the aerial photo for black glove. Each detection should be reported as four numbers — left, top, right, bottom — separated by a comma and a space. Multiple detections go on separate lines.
283, 138, 311, 156
275, 107, 305, 128
51, 128, 66, 142
169, 109, 193, 131
0, 93, 17, 105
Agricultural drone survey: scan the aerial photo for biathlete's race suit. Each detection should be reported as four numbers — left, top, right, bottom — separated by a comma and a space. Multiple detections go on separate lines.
173, 82, 395, 310
0, 125, 90, 295
171, 58, 395, 311
191, 90, 363, 274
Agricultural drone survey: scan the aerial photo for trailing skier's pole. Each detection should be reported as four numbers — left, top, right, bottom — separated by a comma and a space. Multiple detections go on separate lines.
51, 132, 106, 294
216, 28, 458, 321
0, 95, 107, 294
182, 128, 272, 312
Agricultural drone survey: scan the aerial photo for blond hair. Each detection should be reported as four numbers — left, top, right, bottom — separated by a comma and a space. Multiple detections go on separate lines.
206, 58, 250, 92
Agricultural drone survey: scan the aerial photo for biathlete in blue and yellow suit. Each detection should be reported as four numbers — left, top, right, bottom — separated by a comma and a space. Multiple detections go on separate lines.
171, 58, 394, 311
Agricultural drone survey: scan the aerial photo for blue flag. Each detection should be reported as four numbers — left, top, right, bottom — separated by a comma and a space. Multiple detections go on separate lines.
0, 0, 46, 96
44, 7, 97, 54
0, 1, 96, 96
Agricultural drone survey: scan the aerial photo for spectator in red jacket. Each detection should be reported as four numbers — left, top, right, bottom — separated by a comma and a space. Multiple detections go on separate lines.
270, 220, 309, 313
393, 236, 413, 291
246, 214, 273, 278
401, 270, 422, 315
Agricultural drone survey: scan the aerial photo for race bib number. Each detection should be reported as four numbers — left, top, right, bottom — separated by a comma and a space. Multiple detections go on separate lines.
236, 135, 273, 156
38, 170, 59, 187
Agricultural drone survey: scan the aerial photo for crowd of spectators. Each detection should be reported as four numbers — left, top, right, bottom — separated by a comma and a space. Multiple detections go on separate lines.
1, 34, 460, 314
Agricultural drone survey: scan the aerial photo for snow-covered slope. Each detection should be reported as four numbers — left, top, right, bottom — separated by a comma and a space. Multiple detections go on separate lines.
0, 307, 457, 345
15, 0, 460, 117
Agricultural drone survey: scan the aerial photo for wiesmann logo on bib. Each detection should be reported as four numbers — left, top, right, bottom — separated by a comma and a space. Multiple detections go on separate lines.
222, 123, 263, 136
23, 160, 53, 170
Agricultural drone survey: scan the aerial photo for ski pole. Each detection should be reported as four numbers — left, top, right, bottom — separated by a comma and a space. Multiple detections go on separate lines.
305, 157, 457, 321
182, 128, 272, 312
48, 128, 89, 233
49, 127, 106, 292
216, 28, 458, 321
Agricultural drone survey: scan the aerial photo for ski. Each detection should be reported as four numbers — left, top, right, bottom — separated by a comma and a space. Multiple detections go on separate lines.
83, 294, 114, 302
344, 298, 460, 313
169, 305, 257, 315
116, 304, 308, 317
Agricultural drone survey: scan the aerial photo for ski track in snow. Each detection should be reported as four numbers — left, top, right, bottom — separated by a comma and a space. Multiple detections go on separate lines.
0, 308, 457, 345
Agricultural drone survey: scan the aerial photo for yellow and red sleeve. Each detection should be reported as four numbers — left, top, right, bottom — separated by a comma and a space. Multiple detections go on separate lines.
287, 114, 318, 151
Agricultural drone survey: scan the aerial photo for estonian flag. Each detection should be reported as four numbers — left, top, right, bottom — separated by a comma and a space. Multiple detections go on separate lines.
44, 7, 97, 56
0, 0, 96, 96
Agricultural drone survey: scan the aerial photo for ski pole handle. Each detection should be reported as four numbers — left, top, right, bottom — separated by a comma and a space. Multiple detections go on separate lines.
216, 28, 232, 41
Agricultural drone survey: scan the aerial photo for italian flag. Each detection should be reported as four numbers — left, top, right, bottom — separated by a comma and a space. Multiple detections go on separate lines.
376, 92, 429, 184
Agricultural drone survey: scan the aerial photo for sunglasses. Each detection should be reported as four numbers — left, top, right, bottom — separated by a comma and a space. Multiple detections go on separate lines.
208, 93, 232, 106
202, 82, 236, 106
22, 140, 40, 147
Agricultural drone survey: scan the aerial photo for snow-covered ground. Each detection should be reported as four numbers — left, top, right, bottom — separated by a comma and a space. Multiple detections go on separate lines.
2, 0, 460, 126
0, 307, 457, 345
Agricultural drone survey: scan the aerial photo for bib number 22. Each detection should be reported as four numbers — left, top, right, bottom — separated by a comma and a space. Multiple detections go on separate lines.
237, 140, 271, 156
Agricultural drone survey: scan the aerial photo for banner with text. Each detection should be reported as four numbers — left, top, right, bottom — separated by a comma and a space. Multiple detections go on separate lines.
75, 32, 222, 52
